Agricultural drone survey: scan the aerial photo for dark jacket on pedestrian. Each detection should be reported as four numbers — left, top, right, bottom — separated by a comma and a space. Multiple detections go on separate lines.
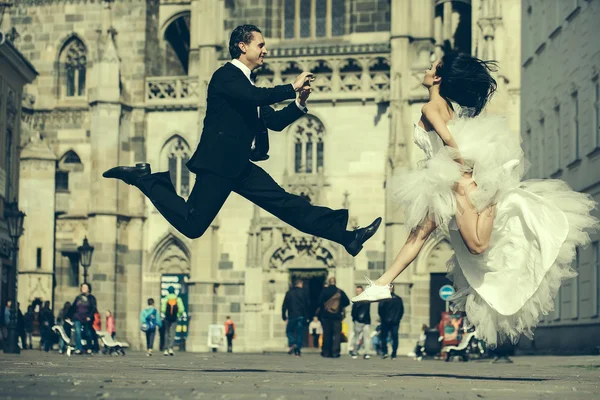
351, 302, 371, 325
24, 310, 35, 333
67, 294, 97, 323
317, 285, 350, 320
282, 286, 309, 321
378, 293, 404, 324
39, 307, 55, 330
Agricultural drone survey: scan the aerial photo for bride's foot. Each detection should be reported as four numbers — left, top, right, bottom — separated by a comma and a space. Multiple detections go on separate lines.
351, 277, 392, 303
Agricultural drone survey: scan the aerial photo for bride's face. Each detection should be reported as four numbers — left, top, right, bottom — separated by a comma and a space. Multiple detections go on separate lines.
423, 59, 441, 88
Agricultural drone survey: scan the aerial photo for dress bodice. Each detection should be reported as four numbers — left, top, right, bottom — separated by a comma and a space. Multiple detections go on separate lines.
413, 123, 445, 159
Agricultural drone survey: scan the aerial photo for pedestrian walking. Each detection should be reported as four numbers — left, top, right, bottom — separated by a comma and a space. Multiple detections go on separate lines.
105, 310, 116, 339
282, 279, 309, 356
224, 316, 236, 353
140, 298, 162, 356
317, 277, 349, 358
308, 316, 323, 349
378, 286, 404, 360
39, 301, 55, 352
24, 305, 34, 350
67, 283, 97, 355
350, 286, 372, 359
161, 286, 184, 356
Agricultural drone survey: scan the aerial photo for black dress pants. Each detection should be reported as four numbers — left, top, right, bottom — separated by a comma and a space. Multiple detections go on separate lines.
137, 162, 350, 244
380, 322, 400, 357
321, 319, 342, 357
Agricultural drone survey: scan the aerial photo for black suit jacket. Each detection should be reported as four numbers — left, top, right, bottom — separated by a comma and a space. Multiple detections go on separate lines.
187, 62, 306, 179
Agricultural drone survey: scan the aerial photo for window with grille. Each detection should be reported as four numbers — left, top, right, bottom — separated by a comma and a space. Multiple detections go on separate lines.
59, 37, 87, 98
293, 116, 325, 174
163, 136, 191, 197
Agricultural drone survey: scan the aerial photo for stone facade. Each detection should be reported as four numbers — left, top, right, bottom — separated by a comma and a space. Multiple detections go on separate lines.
520, 0, 600, 354
0, 31, 38, 315
11, 0, 523, 354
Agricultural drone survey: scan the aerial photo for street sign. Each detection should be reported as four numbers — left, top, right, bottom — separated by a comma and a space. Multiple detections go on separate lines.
439, 285, 455, 301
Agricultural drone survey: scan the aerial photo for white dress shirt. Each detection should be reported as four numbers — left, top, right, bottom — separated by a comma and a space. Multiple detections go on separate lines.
230, 58, 308, 116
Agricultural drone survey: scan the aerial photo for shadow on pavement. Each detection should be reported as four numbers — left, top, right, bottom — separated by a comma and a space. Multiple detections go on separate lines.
386, 373, 549, 382
145, 368, 549, 382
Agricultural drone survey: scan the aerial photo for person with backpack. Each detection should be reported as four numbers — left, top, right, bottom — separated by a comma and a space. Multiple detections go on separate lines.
224, 316, 236, 353
317, 277, 349, 358
140, 298, 162, 356
160, 286, 184, 356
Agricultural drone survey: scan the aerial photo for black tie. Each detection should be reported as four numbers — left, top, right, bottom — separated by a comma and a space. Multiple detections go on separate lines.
250, 72, 257, 84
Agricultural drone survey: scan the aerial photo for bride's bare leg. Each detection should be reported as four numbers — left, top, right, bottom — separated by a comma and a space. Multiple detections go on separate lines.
375, 218, 437, 286
454, 174, 495, 255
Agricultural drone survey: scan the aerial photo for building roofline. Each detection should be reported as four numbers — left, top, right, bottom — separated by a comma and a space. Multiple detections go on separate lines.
0, 39, 38, 83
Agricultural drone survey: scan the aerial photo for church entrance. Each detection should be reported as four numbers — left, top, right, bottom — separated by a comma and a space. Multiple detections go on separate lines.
289, 269, 328, 348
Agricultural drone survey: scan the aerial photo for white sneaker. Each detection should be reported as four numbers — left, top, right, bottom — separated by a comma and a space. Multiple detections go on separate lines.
163, 350, 169, 356
351, 277, 392, 303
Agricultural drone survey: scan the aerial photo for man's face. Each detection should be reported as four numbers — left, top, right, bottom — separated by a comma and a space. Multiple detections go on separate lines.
355, 287, 363, 296
240, 31, 267, 70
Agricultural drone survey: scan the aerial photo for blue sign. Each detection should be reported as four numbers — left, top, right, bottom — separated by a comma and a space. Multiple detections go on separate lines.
439, 285, 455, 301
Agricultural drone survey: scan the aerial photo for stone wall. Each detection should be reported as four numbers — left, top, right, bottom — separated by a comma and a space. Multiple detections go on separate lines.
350, 0, 391, 33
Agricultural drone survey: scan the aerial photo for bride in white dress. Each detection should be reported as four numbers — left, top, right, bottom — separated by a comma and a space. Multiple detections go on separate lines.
351, 52, 599, 346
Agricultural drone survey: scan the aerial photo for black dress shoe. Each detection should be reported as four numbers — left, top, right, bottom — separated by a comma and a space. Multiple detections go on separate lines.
344, 217, 383, 257
102, 163, 151, 186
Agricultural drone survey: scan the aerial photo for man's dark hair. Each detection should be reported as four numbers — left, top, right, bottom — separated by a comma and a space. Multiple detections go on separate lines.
229, 24, 262, 59
148, 298, 154, 306
356, 285, 363, 290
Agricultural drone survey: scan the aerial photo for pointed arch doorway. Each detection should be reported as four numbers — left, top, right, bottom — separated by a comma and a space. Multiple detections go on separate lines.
289, 268, 328, 348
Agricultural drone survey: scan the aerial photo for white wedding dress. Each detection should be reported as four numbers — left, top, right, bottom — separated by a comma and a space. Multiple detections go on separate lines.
390, 104, 598, 346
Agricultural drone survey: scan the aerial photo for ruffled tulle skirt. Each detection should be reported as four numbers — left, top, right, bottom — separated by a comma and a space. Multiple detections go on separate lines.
447, 180, 597, 346
390, 115, 598, 346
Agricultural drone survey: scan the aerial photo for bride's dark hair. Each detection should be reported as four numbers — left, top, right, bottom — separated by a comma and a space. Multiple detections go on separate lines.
436, 52, 498, 116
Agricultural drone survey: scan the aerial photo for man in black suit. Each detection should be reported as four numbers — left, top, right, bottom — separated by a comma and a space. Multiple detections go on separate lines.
104, 25, 380, 256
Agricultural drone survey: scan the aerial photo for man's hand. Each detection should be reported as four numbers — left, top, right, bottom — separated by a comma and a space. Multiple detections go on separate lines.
293, 71, 315, 92
298, 87, 311, 106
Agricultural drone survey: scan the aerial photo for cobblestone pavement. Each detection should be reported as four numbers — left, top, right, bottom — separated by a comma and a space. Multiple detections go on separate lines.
0, 351, 599, 400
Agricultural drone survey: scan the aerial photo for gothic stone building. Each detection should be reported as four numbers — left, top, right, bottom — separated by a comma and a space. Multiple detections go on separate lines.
12, 0, 520, 353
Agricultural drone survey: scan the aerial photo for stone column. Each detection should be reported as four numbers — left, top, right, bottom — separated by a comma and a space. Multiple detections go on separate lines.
87, 1, 122, 317
18, 136, 57, 307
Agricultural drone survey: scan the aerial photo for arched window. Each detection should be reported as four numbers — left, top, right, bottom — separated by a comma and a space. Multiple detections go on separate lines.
162, 136, 191, 197
284, 0, 346, 40
59, 37, 87, 97
293, 116, 325, 174
56, 150, 83, 192
163, 13, 190, 75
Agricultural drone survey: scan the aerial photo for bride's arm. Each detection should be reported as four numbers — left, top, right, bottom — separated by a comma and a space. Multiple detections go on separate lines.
422, 104, 465, 166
